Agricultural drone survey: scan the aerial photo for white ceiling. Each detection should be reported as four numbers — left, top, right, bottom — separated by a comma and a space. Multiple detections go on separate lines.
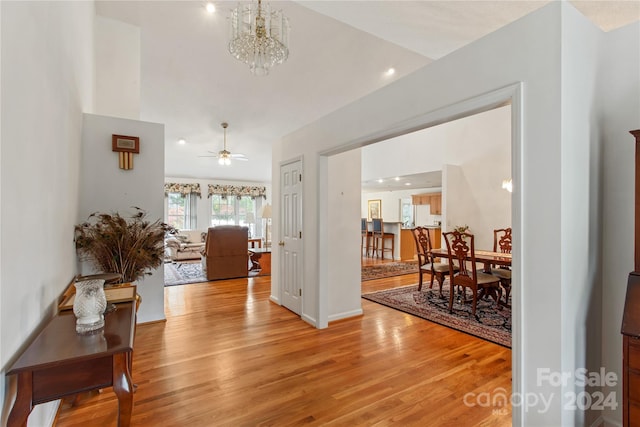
362, 170, 442, 193
96, 0, 639, 184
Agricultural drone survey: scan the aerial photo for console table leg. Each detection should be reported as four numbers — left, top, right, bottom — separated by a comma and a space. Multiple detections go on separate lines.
113, 352, 133, 427
7, 371, 32, 427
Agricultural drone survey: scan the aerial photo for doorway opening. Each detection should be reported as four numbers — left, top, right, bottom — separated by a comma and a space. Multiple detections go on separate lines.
319, 83, 523, 424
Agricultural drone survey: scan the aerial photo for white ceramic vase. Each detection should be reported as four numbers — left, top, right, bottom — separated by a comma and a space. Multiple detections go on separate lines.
73, 278, 107, 334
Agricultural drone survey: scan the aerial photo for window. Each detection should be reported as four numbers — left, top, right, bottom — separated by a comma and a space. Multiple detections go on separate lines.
210, 195, 261, 237
167, 192, 197, 230
210, 195, 236, 226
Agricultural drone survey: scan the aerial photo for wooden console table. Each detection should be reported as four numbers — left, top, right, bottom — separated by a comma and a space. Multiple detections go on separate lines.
6, 301, 136, 427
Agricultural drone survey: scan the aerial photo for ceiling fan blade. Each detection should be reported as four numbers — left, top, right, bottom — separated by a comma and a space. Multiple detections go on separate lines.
198, 155, 218, 158
234, 157, 249, 161
230, 153, 247, 159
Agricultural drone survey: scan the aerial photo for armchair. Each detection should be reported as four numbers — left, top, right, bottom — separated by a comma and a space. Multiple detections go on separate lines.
202, 226, 249, 280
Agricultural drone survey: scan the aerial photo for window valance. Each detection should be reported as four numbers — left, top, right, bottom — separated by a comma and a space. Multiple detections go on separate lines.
207, 184, 267, 200
164, 183, 202, 197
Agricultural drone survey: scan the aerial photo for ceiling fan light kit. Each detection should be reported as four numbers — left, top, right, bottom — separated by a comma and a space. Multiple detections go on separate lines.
206, 122, 247, 166
228, 0, 290, 76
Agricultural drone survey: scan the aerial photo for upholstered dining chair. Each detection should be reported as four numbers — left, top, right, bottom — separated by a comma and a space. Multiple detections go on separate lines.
491, 227, 512, 305
371, 218, 394, 260
443, 230, 502, 317
411, 227, 456, 296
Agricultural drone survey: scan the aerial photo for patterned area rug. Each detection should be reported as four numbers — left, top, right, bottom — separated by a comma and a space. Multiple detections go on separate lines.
362, 281, 511, 347
164, 262, 207, 286
164, 261, 260, 285
361, 261, 419, 281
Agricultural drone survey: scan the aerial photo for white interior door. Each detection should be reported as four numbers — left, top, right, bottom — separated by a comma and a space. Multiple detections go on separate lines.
280, 159, 303, 315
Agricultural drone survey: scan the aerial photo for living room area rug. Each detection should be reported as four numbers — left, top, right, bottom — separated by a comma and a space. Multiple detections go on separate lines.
164, 261, 262, 286
361, 261, 418, 281
362, 280, 511, 348
164, 262, 207, 286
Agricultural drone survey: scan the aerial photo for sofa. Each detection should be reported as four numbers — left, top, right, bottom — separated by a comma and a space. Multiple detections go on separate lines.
202, 226, 249, 280
165, 229, 206, 262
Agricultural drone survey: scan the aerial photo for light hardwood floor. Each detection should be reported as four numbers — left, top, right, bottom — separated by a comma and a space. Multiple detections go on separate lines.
55, 260, 512, 426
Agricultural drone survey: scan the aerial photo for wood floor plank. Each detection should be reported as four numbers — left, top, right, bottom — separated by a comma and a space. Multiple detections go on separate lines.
55, 260, 511, 426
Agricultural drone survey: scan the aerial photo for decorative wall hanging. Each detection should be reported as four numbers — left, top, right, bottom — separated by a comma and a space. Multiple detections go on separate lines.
368, 199, 381, 221
112, 134, 140, 170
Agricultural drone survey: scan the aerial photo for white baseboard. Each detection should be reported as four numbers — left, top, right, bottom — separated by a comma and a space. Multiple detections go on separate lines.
301, 313, 317, 327
328, 309, 364, 323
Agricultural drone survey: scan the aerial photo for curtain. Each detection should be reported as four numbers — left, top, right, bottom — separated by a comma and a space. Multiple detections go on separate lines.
207, 184, 266, 199
164, 183, 202, 197
188, 193, 198, 229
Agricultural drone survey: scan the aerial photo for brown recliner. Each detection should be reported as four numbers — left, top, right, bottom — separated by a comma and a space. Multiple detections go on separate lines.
202, 226, 249, 280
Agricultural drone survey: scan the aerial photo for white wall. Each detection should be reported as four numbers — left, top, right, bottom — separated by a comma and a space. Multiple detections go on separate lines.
441, 107, 512, 249
328, 150, 362, 321
271, 3, 623, 425
80, 114, 165, 324
560, 8, 603, 427
362, 105, 512, 249
164, 176, 272, 237
361, 188, 436, 223
361, 127, 444, 182
94, 16, 140, 119
0, 2, 95, 425
600, 21, 640, 426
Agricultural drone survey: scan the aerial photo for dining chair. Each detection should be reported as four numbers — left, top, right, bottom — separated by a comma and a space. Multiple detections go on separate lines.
361, 218, 371, 257
443, 230, 502, 316
371, 218, 394, 260
411, 227, 456, 296
491, 227, 512, 305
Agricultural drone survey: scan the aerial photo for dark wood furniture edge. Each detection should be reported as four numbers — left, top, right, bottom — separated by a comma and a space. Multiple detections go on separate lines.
622, 272, 640, 337
623, 129, 640, 427
632, 129, 640, 272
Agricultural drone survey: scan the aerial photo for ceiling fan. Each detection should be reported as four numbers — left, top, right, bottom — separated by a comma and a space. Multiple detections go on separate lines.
199, 122, 248, 165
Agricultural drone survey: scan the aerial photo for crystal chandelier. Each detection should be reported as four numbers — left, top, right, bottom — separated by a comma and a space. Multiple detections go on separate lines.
228, 0, 290, 76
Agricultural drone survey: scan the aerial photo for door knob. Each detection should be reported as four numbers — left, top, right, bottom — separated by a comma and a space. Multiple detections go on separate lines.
278, 241, 285, 246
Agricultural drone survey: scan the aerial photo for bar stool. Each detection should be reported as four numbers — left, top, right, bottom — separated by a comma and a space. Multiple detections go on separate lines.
361, 218, 372, 257
372, 218, 394, 260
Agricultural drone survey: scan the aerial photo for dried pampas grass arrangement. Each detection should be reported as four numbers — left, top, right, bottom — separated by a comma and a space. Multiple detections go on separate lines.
74, 207, 172, 283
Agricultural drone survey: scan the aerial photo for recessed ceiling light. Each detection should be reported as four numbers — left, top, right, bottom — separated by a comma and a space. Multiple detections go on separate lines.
178, 138, 186, 145
206, 2, 216, 14
377, 179, 384, 183
394, 177, 400, 181
405, 182, 412, 186
385, 68, 396, 76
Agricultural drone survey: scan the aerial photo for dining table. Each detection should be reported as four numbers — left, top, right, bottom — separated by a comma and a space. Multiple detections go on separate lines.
430, 248, 512, 307
430, 248, 512, 272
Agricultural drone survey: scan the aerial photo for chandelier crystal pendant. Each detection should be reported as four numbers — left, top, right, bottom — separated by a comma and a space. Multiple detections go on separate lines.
228, 0, 290, 76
